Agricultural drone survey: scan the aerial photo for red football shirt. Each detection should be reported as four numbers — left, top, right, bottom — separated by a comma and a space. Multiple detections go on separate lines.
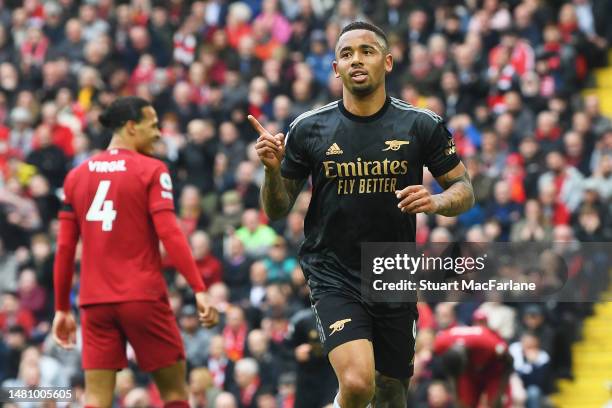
434, 326, 507, 369
60, 148, 176, 306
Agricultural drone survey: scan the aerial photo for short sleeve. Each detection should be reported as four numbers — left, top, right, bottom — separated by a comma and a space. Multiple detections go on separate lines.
59, 170, 76, 221
148, 162, 175, 214
281, 121, 310, 179
423, 121, 461, 178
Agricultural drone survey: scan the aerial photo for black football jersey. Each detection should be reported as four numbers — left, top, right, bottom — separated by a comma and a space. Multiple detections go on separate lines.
281, 96, 460, 300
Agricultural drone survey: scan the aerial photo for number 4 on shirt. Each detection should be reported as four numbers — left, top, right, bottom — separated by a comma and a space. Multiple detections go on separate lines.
86, 180, 117, 231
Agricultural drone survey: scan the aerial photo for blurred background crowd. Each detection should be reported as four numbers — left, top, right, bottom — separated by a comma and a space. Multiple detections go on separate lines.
0, 0, 611, 406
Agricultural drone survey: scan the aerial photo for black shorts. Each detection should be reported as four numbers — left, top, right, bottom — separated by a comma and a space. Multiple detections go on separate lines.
311, 291, 418, 379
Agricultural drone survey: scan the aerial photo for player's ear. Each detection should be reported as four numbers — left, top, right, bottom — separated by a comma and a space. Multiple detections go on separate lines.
125, 119, 136, 136
332, 60, 340, 78
385, 52, 393, 74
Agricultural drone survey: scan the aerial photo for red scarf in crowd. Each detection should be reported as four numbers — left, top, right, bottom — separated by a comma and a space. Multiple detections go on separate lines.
223, 323, 247, 361
241, 377, 261, 407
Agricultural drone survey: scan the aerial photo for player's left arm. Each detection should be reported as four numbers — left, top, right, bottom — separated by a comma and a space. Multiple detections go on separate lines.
52, 173, 79, 349
397, 118, 474, 216
148, 164, 218, 327
396, 162, 474, 216
432, 162, 475, 216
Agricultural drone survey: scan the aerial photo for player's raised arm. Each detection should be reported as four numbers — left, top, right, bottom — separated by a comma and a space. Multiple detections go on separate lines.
248, 115, 306, 220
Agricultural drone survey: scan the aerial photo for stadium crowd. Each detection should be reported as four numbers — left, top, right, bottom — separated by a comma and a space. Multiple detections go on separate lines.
0, 0, 611, 406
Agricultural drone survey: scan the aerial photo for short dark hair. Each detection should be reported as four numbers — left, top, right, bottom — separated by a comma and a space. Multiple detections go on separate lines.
98, 96, 151, 131
338, 21, 388, 51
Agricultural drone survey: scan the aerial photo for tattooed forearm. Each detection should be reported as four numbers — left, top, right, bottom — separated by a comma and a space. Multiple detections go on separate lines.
433, 167, 475, 217
261, 168, 306, 220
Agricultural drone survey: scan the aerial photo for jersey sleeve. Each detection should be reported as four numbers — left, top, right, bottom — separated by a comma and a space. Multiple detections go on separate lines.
422, 120, 461, 178
58, 170, 77, 221
148, 162, 175, 214
54, 169, 79, 311
281, 121, 310, 180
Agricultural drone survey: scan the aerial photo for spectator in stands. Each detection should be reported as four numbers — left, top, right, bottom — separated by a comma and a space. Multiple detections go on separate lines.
479, 129, 506, 178
248, 262, 268, 308
177, 185, 210, 237
283, 211, 305, 257
474, 302, 517, 341
245, 329, 281, 391
231, 161, 260, 210
28, 174, 60, 231
425, 380, 454, 408
1, 325, 27, 381
564, 130, 591, 175
177, 119, 217, 195
189, 367, 221, 408
510, 198, 553, 242
26, 125, 67, 189
486, 180, 523, 240
236, 209, 277, 258
0, 26, 16, 65
8, 106, 34, 157
509, 332, 551, 408
307, 30, 335, 88
229, 357, 263, 408
517, 304, 555, 356
16, 268, 47, 321
539, 149, 585, 213
434, 303, 458, 332
222, 236, 253, 303
207, 335, 235, 391
219, 121, 247, 177
29, 233, 54, 293
224, 306, 249, 362
215, 391, 239, 408
180, 304, 215, 370
262, 237, 297, 284
191, 231, 223, 289
0, 240, 18, 293
208, 190, 244, 242
0, 292, 35, 336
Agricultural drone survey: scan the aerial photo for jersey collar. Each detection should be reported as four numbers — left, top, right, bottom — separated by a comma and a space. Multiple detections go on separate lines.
338, 95, 391, 123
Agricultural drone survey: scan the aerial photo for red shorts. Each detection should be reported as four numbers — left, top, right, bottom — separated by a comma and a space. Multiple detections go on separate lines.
457, 362, 511, 408
80, 299, 185, 372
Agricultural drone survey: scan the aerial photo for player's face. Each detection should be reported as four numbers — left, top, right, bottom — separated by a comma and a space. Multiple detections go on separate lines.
134, 106, 161, 156
333, 30, 393, 97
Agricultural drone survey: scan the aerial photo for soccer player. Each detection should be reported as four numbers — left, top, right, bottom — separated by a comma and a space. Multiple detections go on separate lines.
51, 97, 219, 408
249, 21, 474, 408
433, 325, 513, 408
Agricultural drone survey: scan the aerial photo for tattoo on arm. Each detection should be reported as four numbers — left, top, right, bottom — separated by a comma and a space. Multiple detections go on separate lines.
434, 168, 475, 217
261, 168, 306, 220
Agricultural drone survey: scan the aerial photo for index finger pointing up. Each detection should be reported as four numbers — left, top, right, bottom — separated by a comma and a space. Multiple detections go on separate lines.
248, 115, 268, 135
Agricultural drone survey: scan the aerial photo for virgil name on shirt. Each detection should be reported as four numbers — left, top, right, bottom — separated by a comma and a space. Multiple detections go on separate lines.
280, 97, 460, 302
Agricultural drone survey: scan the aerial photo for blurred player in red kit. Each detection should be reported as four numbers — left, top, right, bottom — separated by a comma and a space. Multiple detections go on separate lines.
52, 96, 219, 408
434, 324, 513, 408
